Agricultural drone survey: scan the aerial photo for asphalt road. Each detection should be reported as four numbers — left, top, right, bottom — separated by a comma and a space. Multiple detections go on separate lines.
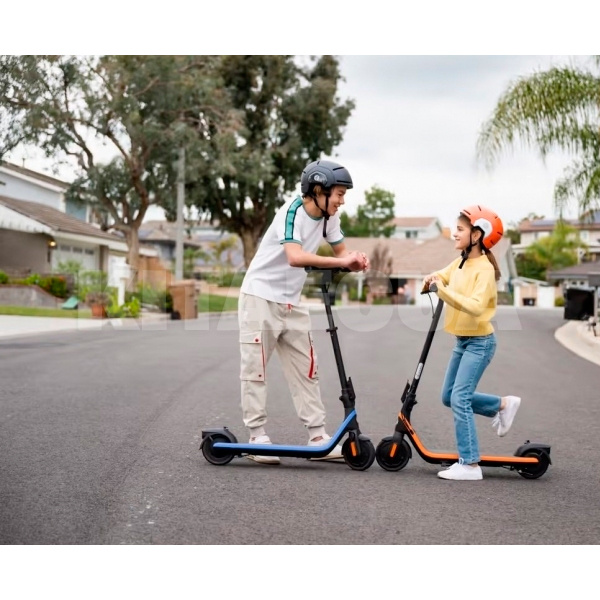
1, 305, 599, 545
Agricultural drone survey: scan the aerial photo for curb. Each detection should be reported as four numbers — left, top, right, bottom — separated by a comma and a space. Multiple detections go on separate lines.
554, 320, 600, 367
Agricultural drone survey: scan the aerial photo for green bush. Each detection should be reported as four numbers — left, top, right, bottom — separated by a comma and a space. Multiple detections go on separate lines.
216, 270, 246, 287
79, 270, 109, 302
555, 296, 565, 307
0, 271, 8, 284
56, 260, 83, 296
107, 296, 141, 318
24, 274, 42, 286
39, 275, 68, 298
130, 283, 173, 313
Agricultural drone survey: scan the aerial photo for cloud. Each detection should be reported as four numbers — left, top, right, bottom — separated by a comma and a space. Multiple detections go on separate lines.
334, 55, 584, 229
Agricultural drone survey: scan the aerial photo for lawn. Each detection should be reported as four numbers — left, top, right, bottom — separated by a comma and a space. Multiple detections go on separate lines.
0, 294, 238, 318
198, 293, 238, 313
0, 305, 93, 318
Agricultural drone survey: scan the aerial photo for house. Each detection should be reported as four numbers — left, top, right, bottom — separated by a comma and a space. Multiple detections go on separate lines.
547, 259, 600, 291
514, 211, 600, 262
0, 161, 91, 223
0, 195, 158, 304
389, 216, 443, 240
342, 235, 517, 307
0, 161, 162, 303
140, 220, 245, 276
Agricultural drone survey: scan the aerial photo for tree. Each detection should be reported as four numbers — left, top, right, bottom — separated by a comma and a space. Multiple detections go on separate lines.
340, 185, 396, 238
0, 55, 234, 283
476, 56, 600, 220
365, 242, 394, 299
183, 247, 210, 280
183, 55, 355, 267
210, 234, 239, 283
516, 221, 584, 280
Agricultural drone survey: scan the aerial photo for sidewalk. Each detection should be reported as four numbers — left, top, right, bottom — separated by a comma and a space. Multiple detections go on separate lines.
554, 319, 600, 367
0, 311, 169, 340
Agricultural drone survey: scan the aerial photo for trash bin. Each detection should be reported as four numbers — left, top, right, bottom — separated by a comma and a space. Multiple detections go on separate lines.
168, 280, 198, 320
563, 287, 594, 321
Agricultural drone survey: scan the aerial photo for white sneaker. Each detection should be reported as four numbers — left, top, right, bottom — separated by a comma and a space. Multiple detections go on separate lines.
308, 434, 344, 461
437, 462, 483, 480
246, 435, 281, 465
493, 396, 521, 437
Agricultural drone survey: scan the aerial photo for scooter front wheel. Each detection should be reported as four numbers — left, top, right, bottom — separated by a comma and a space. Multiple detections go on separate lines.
201, 433, 235, 466
376, 437, 412, 471
516, 449, 550, 479
342, 438, 375, 471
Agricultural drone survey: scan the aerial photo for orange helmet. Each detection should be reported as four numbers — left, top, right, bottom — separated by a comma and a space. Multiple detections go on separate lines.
460, 205, 504, 250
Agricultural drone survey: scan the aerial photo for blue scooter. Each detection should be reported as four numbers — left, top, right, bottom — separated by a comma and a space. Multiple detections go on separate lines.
200, 267, 376, 471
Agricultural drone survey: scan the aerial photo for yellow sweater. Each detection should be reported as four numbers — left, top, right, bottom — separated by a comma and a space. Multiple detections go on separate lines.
427, 255, 497, 336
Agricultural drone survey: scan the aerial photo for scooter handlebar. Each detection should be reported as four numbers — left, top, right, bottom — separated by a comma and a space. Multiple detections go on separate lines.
420, 282, 438, 295
304, 267, 351, 273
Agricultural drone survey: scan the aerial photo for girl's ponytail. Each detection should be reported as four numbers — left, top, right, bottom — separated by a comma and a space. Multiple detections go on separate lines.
480, 241, 501, 281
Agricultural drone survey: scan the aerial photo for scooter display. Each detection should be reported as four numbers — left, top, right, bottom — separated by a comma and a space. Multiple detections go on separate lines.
375, 283, 552, 479
200, 267, 376, 471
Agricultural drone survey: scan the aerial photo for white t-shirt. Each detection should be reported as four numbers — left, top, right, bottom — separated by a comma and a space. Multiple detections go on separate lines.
240, 196, 344, 305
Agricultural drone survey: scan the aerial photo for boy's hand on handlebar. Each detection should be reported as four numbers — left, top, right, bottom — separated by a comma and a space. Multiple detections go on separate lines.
344, 251, 369, 272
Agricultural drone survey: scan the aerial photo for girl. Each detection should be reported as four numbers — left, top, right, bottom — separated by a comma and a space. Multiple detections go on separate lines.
423, 205, 521, 481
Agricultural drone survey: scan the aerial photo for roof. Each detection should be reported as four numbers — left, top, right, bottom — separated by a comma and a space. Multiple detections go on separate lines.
547, 259, 600, 280
0, 195, 124, 243
344, 234, 513, 278
389, 216, 440, 228
139, 221, 216, 248
343, 235, 454, 276
519, 211, 600, 232
0, 161, 70, 190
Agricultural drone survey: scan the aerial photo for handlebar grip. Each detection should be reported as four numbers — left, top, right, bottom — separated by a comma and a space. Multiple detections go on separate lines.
304, 267, 351, 273
429, 282, 438, 293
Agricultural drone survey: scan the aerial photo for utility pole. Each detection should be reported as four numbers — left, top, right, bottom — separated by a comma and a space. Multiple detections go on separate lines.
175, 147, 185, 280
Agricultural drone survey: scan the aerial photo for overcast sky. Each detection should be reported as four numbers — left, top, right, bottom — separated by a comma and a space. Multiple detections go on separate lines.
333, 55, 590, 230
4, 55, 592, 230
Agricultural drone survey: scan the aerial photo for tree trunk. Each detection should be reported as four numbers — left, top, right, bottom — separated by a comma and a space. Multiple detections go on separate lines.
239, 228, 259, 269
124, 227, 140, 289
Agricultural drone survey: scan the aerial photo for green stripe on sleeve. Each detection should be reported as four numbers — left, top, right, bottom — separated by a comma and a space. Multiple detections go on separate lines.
283, 197, 303, 241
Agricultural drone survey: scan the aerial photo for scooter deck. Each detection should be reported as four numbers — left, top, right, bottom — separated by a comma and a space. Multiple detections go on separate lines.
212, 411, 357, 459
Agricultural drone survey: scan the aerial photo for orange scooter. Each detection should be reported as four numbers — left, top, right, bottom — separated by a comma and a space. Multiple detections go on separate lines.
375, 283, 551, 479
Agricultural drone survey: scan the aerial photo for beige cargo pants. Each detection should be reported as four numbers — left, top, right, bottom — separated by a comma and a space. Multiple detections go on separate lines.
238, 292, 327, 440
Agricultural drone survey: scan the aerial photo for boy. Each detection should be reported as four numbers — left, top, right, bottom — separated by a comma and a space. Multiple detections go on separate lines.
238, 159, 369, 464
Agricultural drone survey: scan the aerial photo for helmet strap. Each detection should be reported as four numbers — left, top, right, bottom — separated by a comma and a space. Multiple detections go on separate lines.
459, 230, 483, 269
458, 247, 471, 269
312, 192, 331, 237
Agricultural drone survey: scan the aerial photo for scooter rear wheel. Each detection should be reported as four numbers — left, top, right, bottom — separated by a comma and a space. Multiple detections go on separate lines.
201, 434, 235, 466
516, 449, 550, 479
376, 437, 411, 471
342, 438, 376, 471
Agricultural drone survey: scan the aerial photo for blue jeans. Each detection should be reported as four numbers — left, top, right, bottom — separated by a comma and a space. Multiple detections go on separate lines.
441, 334, 501, 464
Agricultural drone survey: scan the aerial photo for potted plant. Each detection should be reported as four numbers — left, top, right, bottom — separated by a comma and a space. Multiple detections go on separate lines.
80, 270, 111, 318
86, 291, 111, 318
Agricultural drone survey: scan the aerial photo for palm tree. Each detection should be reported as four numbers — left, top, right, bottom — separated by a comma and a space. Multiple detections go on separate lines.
477, 56, 600, 220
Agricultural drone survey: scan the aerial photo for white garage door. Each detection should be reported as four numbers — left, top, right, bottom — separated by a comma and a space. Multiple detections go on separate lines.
53, 243, 98, 271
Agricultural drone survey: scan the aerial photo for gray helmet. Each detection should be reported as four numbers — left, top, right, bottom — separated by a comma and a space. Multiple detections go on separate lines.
300, 159, 353, 194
